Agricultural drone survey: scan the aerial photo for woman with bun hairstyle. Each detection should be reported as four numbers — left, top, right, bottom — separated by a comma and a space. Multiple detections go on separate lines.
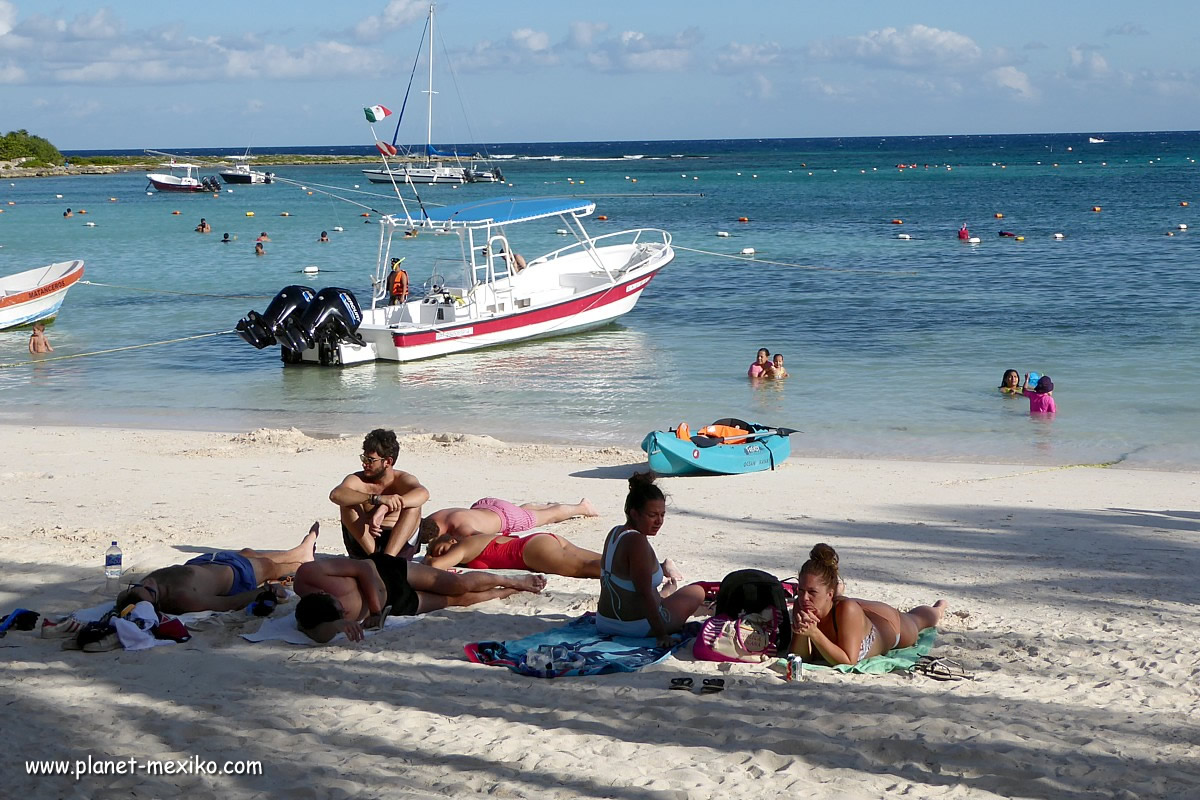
790, 543, 947, 665
596, 472, 705, 646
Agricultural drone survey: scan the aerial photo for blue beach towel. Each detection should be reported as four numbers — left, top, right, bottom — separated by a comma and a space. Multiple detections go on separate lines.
465, 612, 695, 678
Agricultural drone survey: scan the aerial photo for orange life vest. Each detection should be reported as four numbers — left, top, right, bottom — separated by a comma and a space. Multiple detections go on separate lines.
388, 268, 409, 301
675, 422, 691, 440
697, 424, 751, 443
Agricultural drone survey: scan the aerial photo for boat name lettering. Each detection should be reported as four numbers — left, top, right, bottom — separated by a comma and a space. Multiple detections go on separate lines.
624, 277, 651, 294
26, 278, 70, 300
435, 327, 474, 341
744, 444, 762, 454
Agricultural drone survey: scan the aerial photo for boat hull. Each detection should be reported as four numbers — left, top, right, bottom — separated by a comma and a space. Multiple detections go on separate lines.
0, 260, 86, 329
641, 427, 792, 476
363, 167, 471, 185
147, 176, 209, 192
219, 171, 271, 184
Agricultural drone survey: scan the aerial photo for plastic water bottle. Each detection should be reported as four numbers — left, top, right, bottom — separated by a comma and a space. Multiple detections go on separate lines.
104, 541, 122, 582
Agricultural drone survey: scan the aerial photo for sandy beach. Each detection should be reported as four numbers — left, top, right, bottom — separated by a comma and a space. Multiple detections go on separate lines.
2, 424, 1197, 799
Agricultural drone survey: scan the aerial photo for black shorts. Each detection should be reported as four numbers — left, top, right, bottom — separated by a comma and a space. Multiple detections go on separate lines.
342, 522, 393, 560
368, 553, 420, 617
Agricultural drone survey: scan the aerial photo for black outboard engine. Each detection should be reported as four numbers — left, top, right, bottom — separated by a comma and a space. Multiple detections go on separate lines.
236, 285, 316, 354
492, 167, 504, 182
202, 176, 221, 191
277, 287, 365, 366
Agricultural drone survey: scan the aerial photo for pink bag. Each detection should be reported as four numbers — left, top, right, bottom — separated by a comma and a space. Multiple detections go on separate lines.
692, 606, 780, 663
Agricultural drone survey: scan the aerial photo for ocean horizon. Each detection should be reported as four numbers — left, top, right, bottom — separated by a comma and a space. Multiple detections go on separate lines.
5, 131, 1199, 471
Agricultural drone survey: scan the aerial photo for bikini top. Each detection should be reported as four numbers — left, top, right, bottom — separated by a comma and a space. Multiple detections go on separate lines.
601, 526, 663, 607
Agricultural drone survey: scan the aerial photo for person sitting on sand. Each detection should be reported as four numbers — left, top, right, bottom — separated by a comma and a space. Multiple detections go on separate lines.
748, 348, 776, 378
196, 218, 211, 233
318, 231, 329, 243
28, 321, 53, 355
999, 368, 1021, 395
789, 543, 946, 665
424, 530, 603, 577
254, 242, 265, 256
293, 554, 546, 643
1021, 373, 1056, 414
597, 472, 705, 646
114, 524, 319, 615
772, 353, 789, 378
418, 497, 597, 545
330, 428, 429, 560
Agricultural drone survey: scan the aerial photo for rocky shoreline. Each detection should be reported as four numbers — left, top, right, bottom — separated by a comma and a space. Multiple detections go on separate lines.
0, 154, 394, 180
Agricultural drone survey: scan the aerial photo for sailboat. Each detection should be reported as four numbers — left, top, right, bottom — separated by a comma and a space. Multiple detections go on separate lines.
362, 4, 503, 186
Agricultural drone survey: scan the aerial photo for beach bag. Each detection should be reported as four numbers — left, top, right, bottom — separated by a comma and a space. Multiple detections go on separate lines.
693, 606, 781, 663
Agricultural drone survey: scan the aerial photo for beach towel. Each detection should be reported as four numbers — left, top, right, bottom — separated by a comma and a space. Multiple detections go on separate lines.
241, 611, 424, 646
464, 612, 695, 678
782, 626, 938, 675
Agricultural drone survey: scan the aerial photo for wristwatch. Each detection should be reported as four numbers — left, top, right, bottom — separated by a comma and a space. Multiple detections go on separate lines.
369, 493, 380, 506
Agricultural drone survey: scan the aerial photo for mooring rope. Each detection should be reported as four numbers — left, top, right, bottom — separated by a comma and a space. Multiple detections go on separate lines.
0, 330, 236, 369
79, 280, 272, 300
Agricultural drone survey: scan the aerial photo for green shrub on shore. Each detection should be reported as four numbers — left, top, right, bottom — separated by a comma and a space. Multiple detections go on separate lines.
0, 130, 64, 166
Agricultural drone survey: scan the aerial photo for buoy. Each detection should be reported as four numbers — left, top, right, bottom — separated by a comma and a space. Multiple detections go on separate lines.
360, 212, 370, 217
890, 219, 903, 225
967, 237, 981, 244
109, 197, 117, 202
1092, 206, 1102, 212
172, 210, 181, 215
78, 209, 86, 214
1053, 233, 1065, 239
246, 211, 255, 217
1181, 201, 1189, 207
226, 189, 233, 193
597, 215, 608, 221
84, 221, 96, 227
280, 212, 290, 217
897, 233, 912, 240
6, 201, 13, 205
332, 226, 344, 232
737, 217, 749, 223
740, 247, 756, 255
1166, 231, 1175, 237
630, 178, 637, 183
303, 265, 319, 275
1015, 236, 1025, 242
556, 229, 569, 235
146, 192, 153, 196
716, 231, 730, 238
55, 194, 63, 199
1179, 224, 1188, 230
354, 184, 360, 189
212, 193, 218, 197
306, 191, 313, 195
994, 213, 1004, 218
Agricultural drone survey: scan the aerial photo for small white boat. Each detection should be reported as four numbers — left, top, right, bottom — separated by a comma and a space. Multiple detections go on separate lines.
1088, 137, 1106, 144
219, 155, 274, 185
0, 260, 85, 329
236, 197, 672, 365
146, 163, 221, 193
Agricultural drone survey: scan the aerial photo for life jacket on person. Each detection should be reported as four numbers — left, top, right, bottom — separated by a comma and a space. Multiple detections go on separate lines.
388, 268, 409, 303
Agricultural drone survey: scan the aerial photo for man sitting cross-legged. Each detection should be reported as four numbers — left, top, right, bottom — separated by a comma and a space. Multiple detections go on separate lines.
294, 554, 546, 643
116, 524, 319, 614
330, 428, 430, 560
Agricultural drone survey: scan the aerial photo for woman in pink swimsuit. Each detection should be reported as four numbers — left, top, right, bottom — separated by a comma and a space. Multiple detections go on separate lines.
424, 532, 603, 578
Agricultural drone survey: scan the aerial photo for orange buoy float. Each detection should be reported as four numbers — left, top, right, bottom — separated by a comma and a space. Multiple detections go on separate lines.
280, 212, 290, 217
890, 219, 903, 225
360, 212, 370, 217
1092, 206, 1102, 212
1182, 201, 1190, 207
306, 191, 313, 195
597, 215, 608, 220
172, 210, 181, 215
994, 212, 1004, 218
246, 211, 255, 216
78, 209, 87, 214
737, 216, 749, 223
109, 197, 117, 202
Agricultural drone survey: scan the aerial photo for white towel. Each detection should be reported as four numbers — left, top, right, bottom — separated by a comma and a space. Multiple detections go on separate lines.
72, 601, 215, 627
113, 601, 174, 651
241, 612, 423, 646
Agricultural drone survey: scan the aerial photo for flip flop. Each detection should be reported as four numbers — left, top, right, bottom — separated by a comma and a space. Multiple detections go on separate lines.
913, 656, 974, 681
700, 678, 725, 694
669, 677, 693, 691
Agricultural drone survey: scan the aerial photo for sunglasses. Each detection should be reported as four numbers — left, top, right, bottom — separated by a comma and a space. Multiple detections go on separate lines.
360, 454, 385, 465
126, 583, 159, 603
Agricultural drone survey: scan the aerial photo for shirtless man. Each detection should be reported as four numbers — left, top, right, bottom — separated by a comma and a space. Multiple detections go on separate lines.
116, 524, 319, 614
294, 554, 545, 643
330, 429, 429, 560
418, 497, 597, 544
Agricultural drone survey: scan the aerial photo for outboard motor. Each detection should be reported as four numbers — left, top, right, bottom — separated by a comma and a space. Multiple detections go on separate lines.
492, 167, 504, 182
277, 287, 365, 364
236, 285, 316, 350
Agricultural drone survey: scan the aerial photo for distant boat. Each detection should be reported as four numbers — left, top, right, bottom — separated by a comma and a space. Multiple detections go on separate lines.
0, 260, 85, 329
1088, 137, 1106, 144
146, 162, 221, 193
219, 155, 274, 185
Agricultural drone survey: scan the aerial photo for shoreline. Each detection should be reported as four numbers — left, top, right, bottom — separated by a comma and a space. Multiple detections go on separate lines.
0, 155, 428, 180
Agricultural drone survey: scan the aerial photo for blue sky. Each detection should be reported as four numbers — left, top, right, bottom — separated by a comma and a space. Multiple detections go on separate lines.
1, 1, 1196, 149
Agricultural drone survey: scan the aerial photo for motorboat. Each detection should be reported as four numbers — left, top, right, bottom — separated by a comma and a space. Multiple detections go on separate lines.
641, 419, 798, 476
362, 4, 504, 187
219, 155, 274, 185
0, 260, 86, 329
235, 196, 672, 365
146, 163, 221, 193
1088, 137, 1106, 144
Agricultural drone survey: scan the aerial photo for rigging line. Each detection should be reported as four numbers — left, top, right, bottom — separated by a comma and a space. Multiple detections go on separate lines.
79, 280, 271, 299
392, 14, 430, 150
673, 246, 918, 276
270, 175, 392, 217
439, 34, 488, 162
0, 330, 235, 369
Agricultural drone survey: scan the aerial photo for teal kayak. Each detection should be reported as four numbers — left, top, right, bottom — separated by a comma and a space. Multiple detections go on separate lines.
640, 418, 797, 476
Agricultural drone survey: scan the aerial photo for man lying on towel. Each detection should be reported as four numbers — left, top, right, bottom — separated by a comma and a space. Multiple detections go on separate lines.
418, 496, 598, 544
117, 524, 319, 614
293, 555, 546, 643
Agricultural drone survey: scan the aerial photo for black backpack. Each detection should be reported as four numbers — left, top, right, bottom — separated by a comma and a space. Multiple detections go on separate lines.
714, 569, 793, 657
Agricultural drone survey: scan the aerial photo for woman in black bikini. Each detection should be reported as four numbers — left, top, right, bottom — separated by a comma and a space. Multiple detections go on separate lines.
789, 543, 947, 665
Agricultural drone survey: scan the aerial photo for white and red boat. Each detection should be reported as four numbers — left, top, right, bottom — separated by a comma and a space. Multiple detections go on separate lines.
145, 163, 221, 193
236, 197, 672, 365
0, 260, 85, 330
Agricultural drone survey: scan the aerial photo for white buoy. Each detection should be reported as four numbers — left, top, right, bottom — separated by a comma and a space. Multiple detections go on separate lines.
1178, 223, 1188, 230
1053, 232, 1066, 239
897, 233, 912, 240
84, 221, 96, 227
332, 226, 344, 232
354, 184, 360, 189
556, 228, 569, 235
226, 188, 233, 193
303, 265, 319, 275
56, 194, 63, 199
146, 191, 153, 196
740, 247, 756, 255
967, 237, 981, 244
716, 231, 730, 238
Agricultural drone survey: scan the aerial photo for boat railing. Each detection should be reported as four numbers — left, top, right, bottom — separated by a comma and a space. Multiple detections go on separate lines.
530, 228, 672, 270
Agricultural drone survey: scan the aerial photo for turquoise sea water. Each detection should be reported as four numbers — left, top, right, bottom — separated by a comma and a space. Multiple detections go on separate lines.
1, 132, 1198, 470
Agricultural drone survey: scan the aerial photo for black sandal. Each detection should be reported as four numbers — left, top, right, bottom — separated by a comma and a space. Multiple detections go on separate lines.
669, 677, 693, 691
700, 678, 725, 694
913, 656, 974, 681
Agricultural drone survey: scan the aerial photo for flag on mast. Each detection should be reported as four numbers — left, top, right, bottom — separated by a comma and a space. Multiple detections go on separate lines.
364, 105, 392, 123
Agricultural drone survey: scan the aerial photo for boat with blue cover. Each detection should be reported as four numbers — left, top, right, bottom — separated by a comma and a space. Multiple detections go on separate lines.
641, 418, 797, 476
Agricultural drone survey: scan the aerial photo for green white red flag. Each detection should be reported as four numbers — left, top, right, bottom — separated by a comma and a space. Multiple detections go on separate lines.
363, 105, 392, 123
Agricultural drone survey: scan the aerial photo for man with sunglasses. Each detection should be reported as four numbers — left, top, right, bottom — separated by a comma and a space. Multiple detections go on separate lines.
329, 429, 429, 560
115, 524, 318, 614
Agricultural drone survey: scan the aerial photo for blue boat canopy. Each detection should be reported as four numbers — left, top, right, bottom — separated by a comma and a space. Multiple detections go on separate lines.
420, 197, 596, 227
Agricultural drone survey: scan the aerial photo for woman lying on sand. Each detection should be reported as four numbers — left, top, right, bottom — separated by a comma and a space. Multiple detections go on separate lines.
596, 472, 705, 646
790, 543, 947, 665
423, 531, 603, 578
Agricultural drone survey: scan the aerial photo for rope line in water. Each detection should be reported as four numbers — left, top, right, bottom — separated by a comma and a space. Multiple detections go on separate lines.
674, 245, 917, 275
80, 280, 272, 300
0, 330, 236, 369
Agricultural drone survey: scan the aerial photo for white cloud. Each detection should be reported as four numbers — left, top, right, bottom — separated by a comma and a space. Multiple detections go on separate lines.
986, 65, 1037, 100
0, 60, 23, 82
1106, 22, 1148, 37
68, 9, 119, 40
747, 73, 773, 100
716, 42, 783, 71
808, 24, 982, 72
0, 0, 16, 37
568, 21, 608, 48
512, 28, 551, 53
1067, 46, 1110, 80
353, 0, 425, 43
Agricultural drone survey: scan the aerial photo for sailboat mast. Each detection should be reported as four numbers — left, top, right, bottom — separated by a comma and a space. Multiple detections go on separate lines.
426, 3, 435, 165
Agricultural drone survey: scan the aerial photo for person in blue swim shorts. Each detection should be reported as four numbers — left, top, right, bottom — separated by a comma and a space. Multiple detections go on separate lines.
117, 523, 320, 615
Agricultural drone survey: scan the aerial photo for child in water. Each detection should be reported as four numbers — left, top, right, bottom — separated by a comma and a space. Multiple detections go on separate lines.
28, 321, 53, 354
772, 353, 789, 378
1021, 374, 1056, 414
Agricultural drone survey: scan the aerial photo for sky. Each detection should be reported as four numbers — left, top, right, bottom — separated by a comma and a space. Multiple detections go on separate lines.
1, 0, 1197, 150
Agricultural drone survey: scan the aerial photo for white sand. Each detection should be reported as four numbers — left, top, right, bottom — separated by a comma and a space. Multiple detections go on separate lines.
2, 424, 1198, 799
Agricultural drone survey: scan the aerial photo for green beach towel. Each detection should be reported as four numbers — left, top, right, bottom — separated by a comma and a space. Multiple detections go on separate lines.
784, 626, 937, 675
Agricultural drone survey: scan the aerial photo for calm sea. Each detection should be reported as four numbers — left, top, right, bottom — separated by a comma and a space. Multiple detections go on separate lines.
1, 132, 1198, 470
